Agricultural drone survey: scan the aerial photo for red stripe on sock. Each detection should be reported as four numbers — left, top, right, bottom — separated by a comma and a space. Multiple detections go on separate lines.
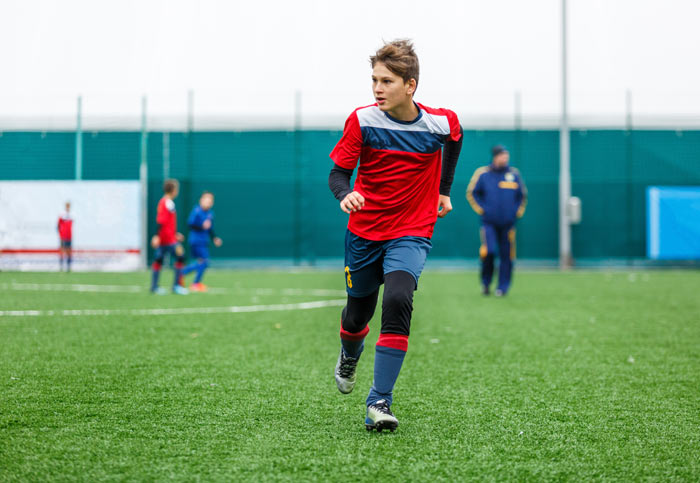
376, 333, 408, 352
174, 262, 184, 269
152, 262, 162, 271
339, 323, 369, 341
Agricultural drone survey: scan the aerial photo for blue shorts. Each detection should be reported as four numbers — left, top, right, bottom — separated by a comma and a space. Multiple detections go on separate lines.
60, 240, 72, 249
154, 243, 184, 260
189, 243, 210, 260
344, 230, 432, 297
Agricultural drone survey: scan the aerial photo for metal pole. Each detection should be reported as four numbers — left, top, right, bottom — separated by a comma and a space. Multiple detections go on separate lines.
514, 90, 522, 169
185, 90, 194, 218
139, 96, 149, 270
75, 96, 83, 180
162, 132, 170, 180
559, 0, 572, 269
625, 89, 633, 263
293, 90, 302, 265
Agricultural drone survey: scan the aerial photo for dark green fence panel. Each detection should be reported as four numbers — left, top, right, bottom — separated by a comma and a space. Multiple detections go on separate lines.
0, 132, 74, 179
571, 130, 700, 258
3, 128, 699, 262
82, 132, 140, 180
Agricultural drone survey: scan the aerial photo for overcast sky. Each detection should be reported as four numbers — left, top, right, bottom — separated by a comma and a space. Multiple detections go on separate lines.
3, 0, 700, 126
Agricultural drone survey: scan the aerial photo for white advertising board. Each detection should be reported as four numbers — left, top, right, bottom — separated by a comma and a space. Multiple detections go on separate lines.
0, 181, 143, 271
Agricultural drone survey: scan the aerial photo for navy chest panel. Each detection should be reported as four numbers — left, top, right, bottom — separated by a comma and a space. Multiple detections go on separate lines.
361, 126, 445, 154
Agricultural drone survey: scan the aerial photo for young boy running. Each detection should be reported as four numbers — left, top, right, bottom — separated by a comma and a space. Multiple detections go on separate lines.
328, 39, 463, 432
150, 179, 188, 295
182, 191, 223, 292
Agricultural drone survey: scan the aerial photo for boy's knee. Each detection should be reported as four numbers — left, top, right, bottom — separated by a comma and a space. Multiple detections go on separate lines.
381, 271, 416, 336
341, 290, 379, 334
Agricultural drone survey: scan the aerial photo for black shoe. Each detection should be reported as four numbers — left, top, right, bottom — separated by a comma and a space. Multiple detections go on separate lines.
482, 285, 490, 296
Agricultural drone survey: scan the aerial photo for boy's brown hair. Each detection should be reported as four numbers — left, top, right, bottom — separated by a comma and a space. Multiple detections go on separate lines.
370, 39, 420, 89
163, 179, 179, 194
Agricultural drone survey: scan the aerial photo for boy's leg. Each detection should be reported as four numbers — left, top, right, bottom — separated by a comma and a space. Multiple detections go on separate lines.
59, 246, 64, 271
496, 226, 515, 294
66, 246, 72, 272
365, 236, 430, 429
173, 244, 186, 290
340, 290, 379, 358
193, 259, 209, 284
182, 244, 203, 277
192, 245, 210, 284
480, 224, 497, 291
151, 246, 165, 292
335, 230, 383, 394
365, 270, 414, 408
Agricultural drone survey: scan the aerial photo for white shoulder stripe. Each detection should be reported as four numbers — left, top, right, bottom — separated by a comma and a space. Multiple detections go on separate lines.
356, 105, 451, 135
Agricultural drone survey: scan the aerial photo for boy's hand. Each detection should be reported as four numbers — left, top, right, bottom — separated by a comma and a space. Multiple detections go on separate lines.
203, 219, 212, 230
340, 191, 365, 214
213, 237, 223, 247
437, 195, 452, 218
176, 232, 185, 242
150, 235, 160, 248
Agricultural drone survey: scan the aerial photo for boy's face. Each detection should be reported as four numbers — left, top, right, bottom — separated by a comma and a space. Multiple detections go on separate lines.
200, 194, 214, 210
170, 185, 179, 198
372, 62, 415, 113
65, 203, 70, 212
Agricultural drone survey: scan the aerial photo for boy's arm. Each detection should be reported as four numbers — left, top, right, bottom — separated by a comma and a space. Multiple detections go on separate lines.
328, 165, 353, 201
188, 208, 202, 230
439, 126, 463, 197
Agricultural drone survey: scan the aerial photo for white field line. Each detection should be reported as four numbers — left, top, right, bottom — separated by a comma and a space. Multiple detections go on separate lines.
0, 299, 346, 318
0, 282, 143, 293
1, 282, 347, 297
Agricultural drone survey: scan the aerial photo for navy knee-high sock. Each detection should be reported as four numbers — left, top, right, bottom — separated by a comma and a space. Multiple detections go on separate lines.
340, 323, 369, 358
366, 333, 408, 407
151, 261, 162, 291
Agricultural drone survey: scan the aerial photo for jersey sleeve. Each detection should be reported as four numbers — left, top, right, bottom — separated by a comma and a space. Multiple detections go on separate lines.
329, 111, 363, 170
187, 207, 199, 228
156, 200, 167, 225
445, 109, 462, 142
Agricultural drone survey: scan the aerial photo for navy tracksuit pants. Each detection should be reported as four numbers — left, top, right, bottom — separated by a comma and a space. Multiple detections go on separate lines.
480, 222, 516, 293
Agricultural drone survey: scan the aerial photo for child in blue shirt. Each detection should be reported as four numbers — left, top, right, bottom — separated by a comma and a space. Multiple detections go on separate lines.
182, 192, 223, 291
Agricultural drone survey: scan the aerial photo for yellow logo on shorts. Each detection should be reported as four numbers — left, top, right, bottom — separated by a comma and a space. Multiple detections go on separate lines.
345, 266, 352, 288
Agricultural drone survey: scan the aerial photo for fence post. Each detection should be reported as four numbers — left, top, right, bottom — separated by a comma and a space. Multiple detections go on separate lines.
75, 96, 83, 180
139, 96, 149, 269
625, 89, 633, 263
293, 90, 303, 265
559, 0, 573, 268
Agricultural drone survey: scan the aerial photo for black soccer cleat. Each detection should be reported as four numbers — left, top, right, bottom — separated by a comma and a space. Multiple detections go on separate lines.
482, 285, 490, 296
365, 399, 398, 433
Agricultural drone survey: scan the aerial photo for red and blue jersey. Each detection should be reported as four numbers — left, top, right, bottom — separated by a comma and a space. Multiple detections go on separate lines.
156, 196, 178, 245
57, 213, 73, 241
330, 102, 461, 241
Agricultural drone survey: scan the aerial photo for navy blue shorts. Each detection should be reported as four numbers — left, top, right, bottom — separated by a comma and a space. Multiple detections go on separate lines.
344, 230, 432, 297
154, 243, 184, 260
190, 243, 210, 260
60, 240, 72, 249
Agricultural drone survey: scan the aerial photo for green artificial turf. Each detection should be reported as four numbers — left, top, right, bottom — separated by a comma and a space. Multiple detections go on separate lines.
1, 269, 699, 481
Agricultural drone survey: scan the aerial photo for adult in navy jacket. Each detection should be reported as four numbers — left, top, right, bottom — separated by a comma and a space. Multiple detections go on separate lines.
466, 145, 527, 296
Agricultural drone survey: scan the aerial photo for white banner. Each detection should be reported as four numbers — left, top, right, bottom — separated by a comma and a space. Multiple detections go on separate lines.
0, 181, 143, 271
